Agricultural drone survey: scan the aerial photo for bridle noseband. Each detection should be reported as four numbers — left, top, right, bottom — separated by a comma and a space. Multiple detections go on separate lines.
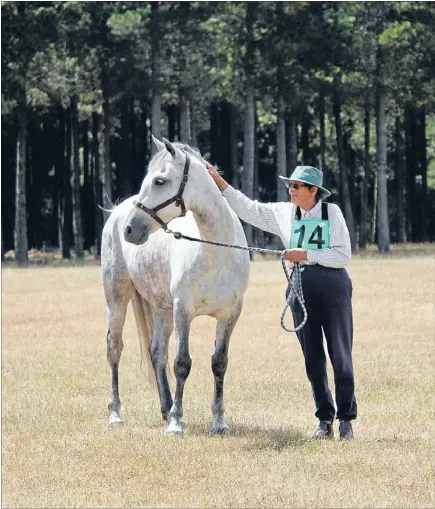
133, 153, 190, 231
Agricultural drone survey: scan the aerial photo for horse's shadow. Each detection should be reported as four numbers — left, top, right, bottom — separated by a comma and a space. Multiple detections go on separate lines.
187, 422, 307, 452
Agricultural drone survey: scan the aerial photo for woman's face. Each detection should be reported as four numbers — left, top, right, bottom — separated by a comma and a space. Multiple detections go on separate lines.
288, 180, 318, 208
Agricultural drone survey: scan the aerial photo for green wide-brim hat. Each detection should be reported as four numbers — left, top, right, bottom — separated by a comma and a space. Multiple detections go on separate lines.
279, 166, 331, 199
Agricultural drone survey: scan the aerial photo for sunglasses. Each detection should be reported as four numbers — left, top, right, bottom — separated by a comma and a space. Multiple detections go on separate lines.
286, 182, 308, 190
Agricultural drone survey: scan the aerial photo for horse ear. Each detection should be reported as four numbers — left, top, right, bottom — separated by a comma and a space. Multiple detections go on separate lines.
151, 134, 165, 152
162, 137, 177, 158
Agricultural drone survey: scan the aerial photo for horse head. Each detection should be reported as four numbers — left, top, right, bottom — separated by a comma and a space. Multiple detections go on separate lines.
124, 136, 200, 245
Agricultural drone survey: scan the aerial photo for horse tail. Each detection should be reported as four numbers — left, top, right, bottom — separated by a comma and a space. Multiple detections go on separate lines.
130, 290, 156, 389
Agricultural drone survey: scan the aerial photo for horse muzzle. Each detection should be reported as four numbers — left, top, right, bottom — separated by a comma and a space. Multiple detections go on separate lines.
123, 215, 150, 245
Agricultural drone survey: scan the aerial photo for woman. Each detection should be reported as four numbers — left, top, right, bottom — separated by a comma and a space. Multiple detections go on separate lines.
206, 163, 357, 441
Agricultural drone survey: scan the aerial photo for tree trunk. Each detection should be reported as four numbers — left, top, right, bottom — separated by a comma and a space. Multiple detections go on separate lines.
179, 90, 191, 143
121, 94, 132, 198
219, 101, 231, 184
276, 97, 287, 202
130, 96, 137, 194
151, 2, 161, 149
275, 1, 287, 203
333, 76, 357, 252
375, 68, 390, 253
286, 112, 298, 176
210, 102, 220, 165
60, 106, 73, 259
254, 110, 260, 202
83, 119, 89, 187
301, 115, 311, 165
190, 100, 197, 148
70, 95, 84, 260
27, 111, 35, 249
14, 86, 28, 265
29, 110, 48, 249
229, 103, 239, 188
101, 71, 112, 222
56, 107, 65, 255
243, 86, 255, 251
92, 111, 102, 259
319, 92, 326, 172
360, 103, 371, 248
167, 104, 177, 141
318, 93, 333, 198
395, 114, 406, 243
344, 128, 356, 208
419, 106, 427, 241
242, 2, 255, 256
140, 102, 149, 180
371, 171, 377, 244
405, 105, 416, 242
82, 117, 93, 250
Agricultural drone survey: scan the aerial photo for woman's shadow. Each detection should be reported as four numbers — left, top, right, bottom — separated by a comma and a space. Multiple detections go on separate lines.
188, 422, 307, 451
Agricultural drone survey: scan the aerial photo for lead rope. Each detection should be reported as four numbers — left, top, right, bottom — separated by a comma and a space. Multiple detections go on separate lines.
164, 229, 308, 333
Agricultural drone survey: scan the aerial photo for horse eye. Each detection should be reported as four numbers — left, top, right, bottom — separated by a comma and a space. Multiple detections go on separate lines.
154, 178, 166, 186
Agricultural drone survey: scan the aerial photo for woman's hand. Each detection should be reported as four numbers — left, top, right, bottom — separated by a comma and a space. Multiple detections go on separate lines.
284, 248, 308, 263
205, 162, 229, 192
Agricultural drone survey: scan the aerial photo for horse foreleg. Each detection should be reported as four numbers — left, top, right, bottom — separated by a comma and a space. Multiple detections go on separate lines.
166, 299, 192, 436
211, 302, 243, 435
107, 333, 123, 427
150, 310, 173, 422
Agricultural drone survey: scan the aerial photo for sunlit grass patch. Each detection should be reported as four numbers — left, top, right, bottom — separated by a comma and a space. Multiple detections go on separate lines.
2, 246, 433, 508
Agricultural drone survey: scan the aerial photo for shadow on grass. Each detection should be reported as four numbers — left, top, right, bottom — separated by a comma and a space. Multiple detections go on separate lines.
187, 422, 308, 451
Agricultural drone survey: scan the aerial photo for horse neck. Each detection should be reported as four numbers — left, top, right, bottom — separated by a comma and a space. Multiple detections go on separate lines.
190, 175, 237, 244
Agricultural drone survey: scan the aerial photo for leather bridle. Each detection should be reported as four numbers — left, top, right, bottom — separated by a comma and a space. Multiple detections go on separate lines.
133, 153, 190, 231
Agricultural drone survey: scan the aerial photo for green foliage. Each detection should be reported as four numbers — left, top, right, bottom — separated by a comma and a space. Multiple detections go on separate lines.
379, 20, 413, 45
2, 1, 433, 124
107, 9, 146, 39
1, 0, 434, 245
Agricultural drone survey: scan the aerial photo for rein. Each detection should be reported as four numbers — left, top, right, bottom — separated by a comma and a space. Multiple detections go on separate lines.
165, 228, 307, 333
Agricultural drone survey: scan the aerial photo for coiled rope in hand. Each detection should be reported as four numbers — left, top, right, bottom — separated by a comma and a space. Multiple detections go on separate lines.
165, 228, 308, 333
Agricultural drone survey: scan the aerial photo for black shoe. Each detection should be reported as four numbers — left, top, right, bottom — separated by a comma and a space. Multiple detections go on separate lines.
339, 421, 354, 441
310, 420, 334, 440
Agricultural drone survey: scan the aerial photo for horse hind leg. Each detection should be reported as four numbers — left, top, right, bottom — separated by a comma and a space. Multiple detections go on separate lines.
107, 328, 123, 426
106, 287, 132, 427
211, 302, 243, 435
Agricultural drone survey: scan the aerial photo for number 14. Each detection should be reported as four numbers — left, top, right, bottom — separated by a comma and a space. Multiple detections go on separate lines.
294, 225, 325, 249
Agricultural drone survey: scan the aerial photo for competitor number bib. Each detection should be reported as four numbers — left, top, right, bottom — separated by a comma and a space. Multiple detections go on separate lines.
289, 219, 330, 250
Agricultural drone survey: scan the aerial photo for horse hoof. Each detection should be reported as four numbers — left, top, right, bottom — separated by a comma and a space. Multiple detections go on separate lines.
165, 428, 184, 436
165, 420, 186, 436
108, 413, 124, 427
211, 424, 230, 435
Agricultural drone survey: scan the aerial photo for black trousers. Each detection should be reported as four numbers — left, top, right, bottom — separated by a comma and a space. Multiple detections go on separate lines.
288, 264, 357, 422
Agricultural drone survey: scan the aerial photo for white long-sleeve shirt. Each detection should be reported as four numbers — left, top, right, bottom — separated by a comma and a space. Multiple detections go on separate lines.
222, 185, 351, 268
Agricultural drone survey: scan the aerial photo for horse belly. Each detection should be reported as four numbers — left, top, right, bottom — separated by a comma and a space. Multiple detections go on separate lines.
189, 269, 247, 319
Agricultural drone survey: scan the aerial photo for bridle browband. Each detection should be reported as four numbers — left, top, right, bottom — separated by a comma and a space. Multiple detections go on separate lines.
133, 152, 191, 231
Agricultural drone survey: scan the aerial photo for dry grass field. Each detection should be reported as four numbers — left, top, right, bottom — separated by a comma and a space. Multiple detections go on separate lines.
2, 245, 434, 508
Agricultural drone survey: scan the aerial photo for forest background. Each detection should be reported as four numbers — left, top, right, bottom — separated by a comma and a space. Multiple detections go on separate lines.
2, 1, 435, 265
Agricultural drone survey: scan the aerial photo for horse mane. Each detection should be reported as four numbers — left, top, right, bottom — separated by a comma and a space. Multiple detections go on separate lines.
173, 142, 203, 160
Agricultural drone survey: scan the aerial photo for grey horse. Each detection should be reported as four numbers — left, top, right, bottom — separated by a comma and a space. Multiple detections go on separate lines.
101, 137, 250, 435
